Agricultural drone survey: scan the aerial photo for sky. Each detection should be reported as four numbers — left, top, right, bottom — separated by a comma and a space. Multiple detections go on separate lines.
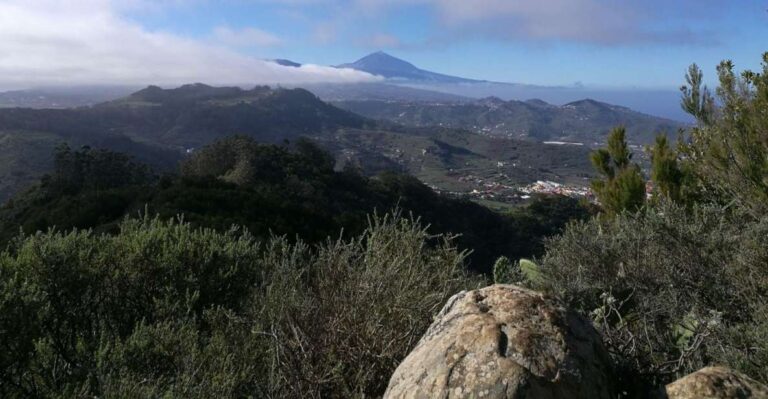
0, 0, 766, 90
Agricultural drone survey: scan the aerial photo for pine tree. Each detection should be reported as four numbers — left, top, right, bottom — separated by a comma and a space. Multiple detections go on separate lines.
590, 127, 646, 215
649, 134, 685, 203
680, 63, 715, 125
680, 53, 768, 218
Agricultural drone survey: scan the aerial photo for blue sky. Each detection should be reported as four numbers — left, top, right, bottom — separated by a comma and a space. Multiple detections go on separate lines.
126, 0, 768, 88
0, 0, 766, 89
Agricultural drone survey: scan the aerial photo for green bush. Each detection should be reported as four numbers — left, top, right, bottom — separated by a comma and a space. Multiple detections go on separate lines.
539, 201, 768, 388
0, 213, 480, 398
492, 256, 514, 284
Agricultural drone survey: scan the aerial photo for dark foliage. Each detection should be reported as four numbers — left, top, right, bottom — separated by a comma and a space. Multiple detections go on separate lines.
45, 143, 154, 196
0, 137, 592, 274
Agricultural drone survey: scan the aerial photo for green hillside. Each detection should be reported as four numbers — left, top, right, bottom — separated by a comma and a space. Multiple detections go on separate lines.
0, 84, 594, 203
323, 127, 593, 192
334, 97, 685, 144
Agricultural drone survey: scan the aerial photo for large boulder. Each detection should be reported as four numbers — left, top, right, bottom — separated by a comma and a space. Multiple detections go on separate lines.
664, 367, 768, 399
383, 284, 615, 399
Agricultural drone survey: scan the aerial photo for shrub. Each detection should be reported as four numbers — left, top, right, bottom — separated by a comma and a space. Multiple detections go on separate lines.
252, 213, 482, 397
0, 212, 480, 398
492, 256, 514, 284
539, 201, 768, 388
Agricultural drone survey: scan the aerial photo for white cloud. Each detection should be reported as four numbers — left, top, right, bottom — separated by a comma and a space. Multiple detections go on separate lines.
0, 0, 378, 90
429, 0, 633, 44
351, 0, 711, 46
212, 26, 284, 47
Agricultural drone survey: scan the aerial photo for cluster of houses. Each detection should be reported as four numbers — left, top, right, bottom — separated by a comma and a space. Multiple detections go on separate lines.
519, 180, 592, 199
439, 173, 594, 204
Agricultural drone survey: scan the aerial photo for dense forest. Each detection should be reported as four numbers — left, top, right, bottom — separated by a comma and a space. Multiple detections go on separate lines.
0, 53, 767, 397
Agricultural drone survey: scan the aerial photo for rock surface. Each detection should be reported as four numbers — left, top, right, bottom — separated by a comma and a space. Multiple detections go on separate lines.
383, 284, 615, 399
665, 367, 768, 399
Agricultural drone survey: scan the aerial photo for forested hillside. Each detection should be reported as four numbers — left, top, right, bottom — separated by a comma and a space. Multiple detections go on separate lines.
0, 84, 594, 203
0, 137, 592, 274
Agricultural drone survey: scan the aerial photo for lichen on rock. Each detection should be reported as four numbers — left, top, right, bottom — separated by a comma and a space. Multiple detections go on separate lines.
383, 284, 616, 399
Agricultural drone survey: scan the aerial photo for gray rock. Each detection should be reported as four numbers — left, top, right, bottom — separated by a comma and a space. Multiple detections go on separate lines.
665, 366, 768, 399
383, 284, 616, 399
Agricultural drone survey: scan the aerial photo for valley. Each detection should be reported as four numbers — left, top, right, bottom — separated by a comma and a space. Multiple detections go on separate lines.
0, 84, 597, 206
321, 127, 593, 206
0, 66, 682, 208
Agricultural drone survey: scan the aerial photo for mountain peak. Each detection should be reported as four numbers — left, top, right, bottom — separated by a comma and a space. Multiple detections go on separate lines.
343, 52, 419, 74
121, 84, 268, 105
563, 98, 605, 108
272, 59, 302, 68
525, 99, 552, 107
337, 52, 481, 83
478, 96, 506, 106
368, 50, 398, 58
563, 98, 632, 113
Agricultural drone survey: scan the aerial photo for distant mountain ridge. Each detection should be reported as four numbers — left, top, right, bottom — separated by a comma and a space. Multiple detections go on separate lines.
333, 96, 685, 144
120, 83, 271, 104
301, 82, 472, 103
332, 52, 688, 122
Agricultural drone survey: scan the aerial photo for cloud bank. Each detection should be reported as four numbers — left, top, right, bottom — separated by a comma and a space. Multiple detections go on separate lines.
0, 0, 379, 90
